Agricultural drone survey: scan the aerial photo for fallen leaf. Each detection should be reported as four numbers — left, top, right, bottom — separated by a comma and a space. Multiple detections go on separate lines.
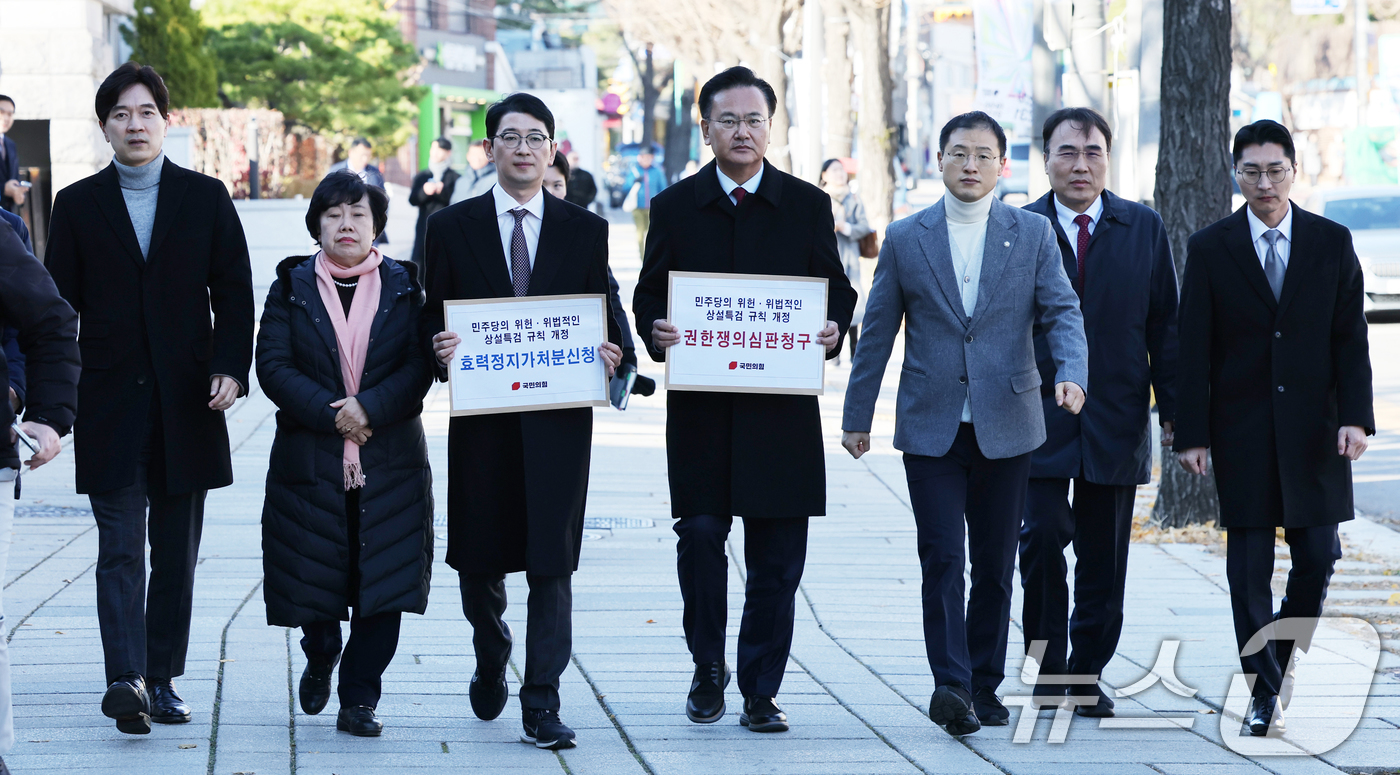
646, 619, 655, 624
178, 743, 198, 749
54, 631, 63, 634
1388, 592, 1400, 606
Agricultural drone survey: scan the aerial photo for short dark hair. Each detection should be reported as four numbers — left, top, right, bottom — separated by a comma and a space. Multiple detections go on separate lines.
1232, 119, 1296, 166
350, 137, 372, 150
486, 93, 555, 140
0, 95, 14, 109
305, 171, 389, 241
938, 111, 1007, 157
820, 158, 845, 176
551, 151, 570, 179
1042, 107, 1113, 157
95, 62, 170, 124
698, 66, 778, 119
433, 136, 452, 151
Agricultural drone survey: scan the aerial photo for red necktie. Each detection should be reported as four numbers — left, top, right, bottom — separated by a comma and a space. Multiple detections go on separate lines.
1073, 214, 1091, 296
732, 187, 747, 206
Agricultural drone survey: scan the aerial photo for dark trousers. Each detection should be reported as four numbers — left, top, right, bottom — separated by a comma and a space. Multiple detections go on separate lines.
300, 488, 403, 709
461, 573, 572, 711
1226, 524, 1341, 698
904, 423, 1031, 693
1018, 478, 1136, 690
88, 403, 206, 685
673, 514, 809, 698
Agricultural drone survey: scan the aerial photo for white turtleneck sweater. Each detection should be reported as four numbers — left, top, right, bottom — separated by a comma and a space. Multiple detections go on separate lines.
114, 152, 165, 259
943, 189, 995, 422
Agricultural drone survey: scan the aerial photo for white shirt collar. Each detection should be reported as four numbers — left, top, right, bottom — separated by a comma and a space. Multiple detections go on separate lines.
1054, 192, 1104, 227
716, 164, 763, 198
492, 184, 545, 220
1246, 202, 1292, 245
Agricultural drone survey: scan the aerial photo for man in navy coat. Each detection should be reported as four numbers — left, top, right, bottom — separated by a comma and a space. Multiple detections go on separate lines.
1019, 108, 1178, 717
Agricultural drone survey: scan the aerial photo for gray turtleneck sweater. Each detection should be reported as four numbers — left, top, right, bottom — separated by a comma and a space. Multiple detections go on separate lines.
114, 153, 164, 259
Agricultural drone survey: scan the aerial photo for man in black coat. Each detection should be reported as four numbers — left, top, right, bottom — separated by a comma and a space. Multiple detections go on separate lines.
0, 218, 79, 768
0, 95, 22, 214
1175, 119, 1374, 738
423, 94, 622, 751
1018, 108, 1178, 717
409, 137, 460, 266
45, 63, 254, 735
633, 67, 856, 733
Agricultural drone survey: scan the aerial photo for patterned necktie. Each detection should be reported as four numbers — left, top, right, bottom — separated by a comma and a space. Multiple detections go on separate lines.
1073, 213, 1092, 296
1262, 229, 1285, 301
509, 208, 530, 297
732, 187, 747, 206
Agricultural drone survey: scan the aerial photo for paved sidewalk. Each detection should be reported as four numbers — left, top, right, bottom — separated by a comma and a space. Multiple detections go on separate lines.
3, 218, 1397, 774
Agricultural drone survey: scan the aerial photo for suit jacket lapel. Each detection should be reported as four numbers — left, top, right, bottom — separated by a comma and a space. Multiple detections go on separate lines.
463, 193, 514, 298
916, 201, 968, 326
528, 194, 573, 295
91, 163, 146, 269
1222, 207, 1278, 313
146, 158, 189, 262
1276, 203, 1311, 320
970, 199, 1016, 324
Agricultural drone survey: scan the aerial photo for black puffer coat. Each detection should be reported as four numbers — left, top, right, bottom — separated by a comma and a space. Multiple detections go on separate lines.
257, 254, 434, 627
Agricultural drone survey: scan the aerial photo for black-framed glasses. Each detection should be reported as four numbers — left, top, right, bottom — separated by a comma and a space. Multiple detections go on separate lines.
493, 132, 551, 150
1236, 166, 1293, 185
707, 117, 770, 132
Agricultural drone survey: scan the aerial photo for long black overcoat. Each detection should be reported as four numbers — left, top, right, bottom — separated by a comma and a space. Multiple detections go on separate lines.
46, 159, 254, 494
1173, 203, 1374, 528
257, 255, 434, 627
421, 191, 622, 576
1024, 189, 1179, 485
409, 167, 460, 265
632, 161, 857, 519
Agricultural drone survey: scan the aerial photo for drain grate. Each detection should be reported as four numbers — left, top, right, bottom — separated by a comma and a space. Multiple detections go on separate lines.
583, 517, 655, 530
15, 505, 94, 519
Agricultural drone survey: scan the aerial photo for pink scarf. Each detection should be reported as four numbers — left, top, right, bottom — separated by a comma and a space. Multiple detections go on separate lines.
314, 248, 383, 490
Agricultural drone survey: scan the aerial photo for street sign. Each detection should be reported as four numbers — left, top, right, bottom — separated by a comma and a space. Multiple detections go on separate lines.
1292, 0, 1346, 13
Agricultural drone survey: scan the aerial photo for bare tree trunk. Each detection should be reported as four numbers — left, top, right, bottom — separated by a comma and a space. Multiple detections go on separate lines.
847, 0, 895, 233
822, 1, 855, 160
755, 1, 795, 172
1151, 0, 1233, 528
641, 44, 659, 149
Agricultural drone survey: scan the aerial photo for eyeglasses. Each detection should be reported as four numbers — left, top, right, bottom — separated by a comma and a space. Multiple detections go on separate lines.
1236, 166, 1293, 185
945, 151, 1002, 168
707, 117, 770, 132
492, 132, 551, 150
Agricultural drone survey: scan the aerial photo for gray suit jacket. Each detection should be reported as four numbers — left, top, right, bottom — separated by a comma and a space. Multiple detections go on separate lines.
842, 197, 1088, 459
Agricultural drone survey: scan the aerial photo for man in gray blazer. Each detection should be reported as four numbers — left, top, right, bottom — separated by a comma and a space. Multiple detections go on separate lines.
841, 111, 1088, 737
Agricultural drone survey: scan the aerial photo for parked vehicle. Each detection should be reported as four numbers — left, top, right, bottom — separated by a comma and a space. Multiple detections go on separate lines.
996, 143, 1030, 202
1306, 185, 1400, 313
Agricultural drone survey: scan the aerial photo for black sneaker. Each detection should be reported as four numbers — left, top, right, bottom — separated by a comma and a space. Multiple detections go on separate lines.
521, 708, 576, 750
972, 686, 1009, 726
929, 685, 980, 736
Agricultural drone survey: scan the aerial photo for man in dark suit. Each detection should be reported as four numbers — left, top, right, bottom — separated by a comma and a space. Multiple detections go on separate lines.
1175, 119, 1373, 738
45, 63, 254, 735
423, 93, 622, 751
633, 66, 857, 734
0, 95, 24, 214
330, 138, 387, 246
409, 136, 460, 265
1018, 107, 1179, 717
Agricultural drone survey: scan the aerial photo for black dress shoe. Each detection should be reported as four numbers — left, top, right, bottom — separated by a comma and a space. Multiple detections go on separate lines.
1030, 682, 1067, 709
1245, 694, 1285, 737
470, 622, 513, 721
521, 708, 576, 749
299, 651, 341, 715
739, 696, 788, 733
928, 685, 980, 736
148, 678, 192, 724
686, 661, 731, 723
1071, 684, 1116, 718
972, 686, 1009, 726
101, 674, 151, 735
337, 705, 383, 737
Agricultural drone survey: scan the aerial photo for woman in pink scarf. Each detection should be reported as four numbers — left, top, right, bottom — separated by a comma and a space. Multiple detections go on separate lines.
256, 172, 434, 738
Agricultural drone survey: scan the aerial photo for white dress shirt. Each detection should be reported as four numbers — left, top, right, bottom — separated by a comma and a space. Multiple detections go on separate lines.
1054, 192, 1104, 242
1245, 204, 1292, 271
716, 165, 763, 205
492, 184, 545, 283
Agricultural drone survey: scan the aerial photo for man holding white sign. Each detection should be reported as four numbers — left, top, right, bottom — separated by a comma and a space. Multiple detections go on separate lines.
423, 94, 622, 751
633, 66, 856, 734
